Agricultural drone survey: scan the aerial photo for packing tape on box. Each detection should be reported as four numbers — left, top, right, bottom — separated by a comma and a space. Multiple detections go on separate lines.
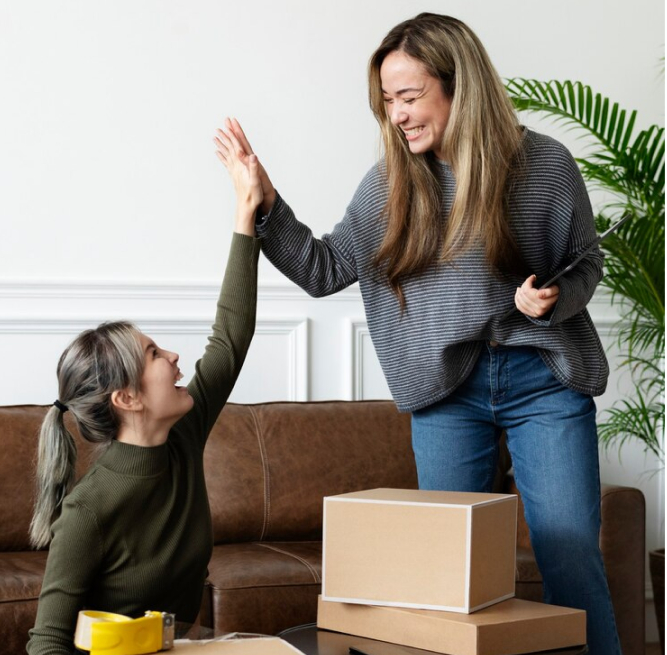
74, 610, 175, 655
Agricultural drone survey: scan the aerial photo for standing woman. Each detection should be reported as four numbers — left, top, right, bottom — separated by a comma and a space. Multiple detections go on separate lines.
220, 13, 620, 655
27, 144, 263, 655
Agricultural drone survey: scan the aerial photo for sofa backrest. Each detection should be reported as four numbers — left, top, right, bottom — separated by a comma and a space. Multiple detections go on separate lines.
205, 401, 417, 544
0, 405, 97, 551
0, 401, 417, 551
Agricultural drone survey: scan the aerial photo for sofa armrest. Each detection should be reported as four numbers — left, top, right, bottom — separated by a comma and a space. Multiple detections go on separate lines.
600, 483, 646, 655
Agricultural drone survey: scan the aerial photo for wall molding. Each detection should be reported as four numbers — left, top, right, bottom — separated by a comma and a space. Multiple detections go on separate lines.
0, 279, 362, 302
257, 318, 309, 402
346, 319, 371, 401
0, 317, 310, 402
0, 278, 621, 311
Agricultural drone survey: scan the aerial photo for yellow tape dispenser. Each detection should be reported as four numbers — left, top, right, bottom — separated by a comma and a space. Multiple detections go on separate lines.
74, 610, 175, 655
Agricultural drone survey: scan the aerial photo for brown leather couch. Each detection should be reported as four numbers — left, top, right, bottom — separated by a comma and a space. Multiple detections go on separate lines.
0, 402, 645, 655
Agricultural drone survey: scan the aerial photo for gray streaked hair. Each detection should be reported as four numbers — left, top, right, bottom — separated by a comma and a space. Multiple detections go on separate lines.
30, 321, 144, 548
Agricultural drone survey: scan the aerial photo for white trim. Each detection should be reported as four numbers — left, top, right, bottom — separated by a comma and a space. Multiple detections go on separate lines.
0, 278, 619, 314
465, 505, 472, 612
0, 316, 310, 402
257, 318, 309, 402
0, 317, 218, 335
326, 495, 517, 509
345, 319, 370, 401
0, 279, 362, 302
318, 595, 474, 614
321, 500, 328, 599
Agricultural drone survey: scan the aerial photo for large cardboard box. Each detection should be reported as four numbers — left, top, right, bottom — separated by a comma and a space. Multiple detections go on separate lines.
323, 489, 517, 613
173, 637, 304, 654
317, 596, 586, 655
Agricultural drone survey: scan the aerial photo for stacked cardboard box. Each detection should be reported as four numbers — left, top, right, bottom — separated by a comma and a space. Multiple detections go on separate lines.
317, 488, 586, 655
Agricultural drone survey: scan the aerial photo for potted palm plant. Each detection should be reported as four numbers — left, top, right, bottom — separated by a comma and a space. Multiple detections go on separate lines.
505, 77, 664, 650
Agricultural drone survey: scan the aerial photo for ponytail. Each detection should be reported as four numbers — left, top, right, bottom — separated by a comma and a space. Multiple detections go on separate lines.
29, 320, 144, 548
30, 406, 77, 548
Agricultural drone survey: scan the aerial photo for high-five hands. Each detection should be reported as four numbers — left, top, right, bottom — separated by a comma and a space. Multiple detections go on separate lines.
514, 275, 559, 318
222, 118, 276, 215
214, 121, 263, 236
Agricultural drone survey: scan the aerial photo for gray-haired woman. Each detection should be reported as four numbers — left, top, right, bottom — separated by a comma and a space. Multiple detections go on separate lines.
27, 141, 263, 655
223, 13, 621, 655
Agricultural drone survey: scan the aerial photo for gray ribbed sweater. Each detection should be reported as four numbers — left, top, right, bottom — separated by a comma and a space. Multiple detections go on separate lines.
257, 130, 608, 412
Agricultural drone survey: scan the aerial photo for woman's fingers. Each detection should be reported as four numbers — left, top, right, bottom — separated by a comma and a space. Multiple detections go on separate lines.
515, 275, 559, 318
215, 127, 249, 166
214, 150, 227, 166
248, 153, 259, 181
213, 132, 231, 162
214, 129, 233, 153
229, 118, 255, 155
224, 126, 246, 160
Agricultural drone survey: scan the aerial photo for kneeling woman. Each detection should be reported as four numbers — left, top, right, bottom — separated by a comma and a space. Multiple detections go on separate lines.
27, 141, 263, 655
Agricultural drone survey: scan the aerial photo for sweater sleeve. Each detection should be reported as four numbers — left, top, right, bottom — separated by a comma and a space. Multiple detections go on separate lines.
527, 148, 603, 327
27, 503, 103, 655
177, 233, 260, 447
255, 192, 359, 297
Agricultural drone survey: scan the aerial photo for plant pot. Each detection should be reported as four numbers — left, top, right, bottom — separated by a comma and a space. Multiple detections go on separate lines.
649, 548, 665, 653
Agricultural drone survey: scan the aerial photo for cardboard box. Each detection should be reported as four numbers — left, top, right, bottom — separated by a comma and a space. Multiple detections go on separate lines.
323, 489, 517, 613
173, 637, 305, 654
317, 596, 586, 655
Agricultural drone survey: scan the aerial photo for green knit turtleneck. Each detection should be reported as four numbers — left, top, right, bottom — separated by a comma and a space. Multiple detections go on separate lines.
28, 234, 260, 655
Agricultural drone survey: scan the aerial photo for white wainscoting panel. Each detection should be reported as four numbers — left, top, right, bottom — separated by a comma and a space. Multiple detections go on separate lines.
231, 318, 309, 403
346, 318, 391, 401
0, 315, 309, 405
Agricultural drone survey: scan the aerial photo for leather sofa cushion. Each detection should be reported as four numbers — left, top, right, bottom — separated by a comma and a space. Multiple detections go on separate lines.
206, 542, 322, 635
207, 542, 322, 590
0, 551, 47, 603
0, 551, 48, 655
515, 546, 542, 583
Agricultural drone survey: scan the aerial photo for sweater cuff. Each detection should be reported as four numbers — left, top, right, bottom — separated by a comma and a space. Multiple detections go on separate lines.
255, 192, 288, 237
230, 231, 261, 252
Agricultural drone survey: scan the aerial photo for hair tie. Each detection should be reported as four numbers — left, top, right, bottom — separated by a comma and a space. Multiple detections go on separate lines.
53, 400, 69, 413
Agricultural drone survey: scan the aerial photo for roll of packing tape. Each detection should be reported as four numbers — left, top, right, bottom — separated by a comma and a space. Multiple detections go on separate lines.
74, 610, 171, 655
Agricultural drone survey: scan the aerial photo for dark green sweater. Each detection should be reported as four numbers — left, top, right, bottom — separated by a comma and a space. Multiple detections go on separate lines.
27, 234, 260, 655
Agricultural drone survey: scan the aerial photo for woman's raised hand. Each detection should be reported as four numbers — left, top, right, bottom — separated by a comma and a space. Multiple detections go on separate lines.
225, 118, 276, 215
214, 122, 263, 236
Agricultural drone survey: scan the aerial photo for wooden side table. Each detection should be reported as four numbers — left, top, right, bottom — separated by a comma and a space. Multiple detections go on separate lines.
278, 623, 588, 655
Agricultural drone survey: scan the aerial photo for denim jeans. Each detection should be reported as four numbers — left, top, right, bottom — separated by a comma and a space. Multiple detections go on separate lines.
411, 343, 621, 655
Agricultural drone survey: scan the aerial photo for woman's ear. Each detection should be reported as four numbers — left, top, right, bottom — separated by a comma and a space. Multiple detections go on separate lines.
111, 389, 143, 413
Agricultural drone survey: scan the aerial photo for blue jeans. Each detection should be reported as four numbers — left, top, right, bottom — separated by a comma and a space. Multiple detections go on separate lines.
411, 344, 621, 655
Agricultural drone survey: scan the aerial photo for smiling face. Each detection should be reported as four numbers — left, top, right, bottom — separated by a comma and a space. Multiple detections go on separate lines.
136, 333, 193, 427
380, 50, 452, 161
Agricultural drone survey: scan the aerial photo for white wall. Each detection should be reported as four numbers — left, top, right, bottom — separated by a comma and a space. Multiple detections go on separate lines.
0, 0, 664, 639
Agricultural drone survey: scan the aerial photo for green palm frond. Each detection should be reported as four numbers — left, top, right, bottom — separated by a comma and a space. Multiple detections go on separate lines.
506, 77, 665, 462
505, 79, 638, 153
597, 397, 664, 462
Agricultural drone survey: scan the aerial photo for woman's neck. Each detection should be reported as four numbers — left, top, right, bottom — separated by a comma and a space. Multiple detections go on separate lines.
116, 419, 171, 447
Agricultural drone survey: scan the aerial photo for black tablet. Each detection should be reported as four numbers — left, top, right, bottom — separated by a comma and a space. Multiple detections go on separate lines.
538, 213, 631, 289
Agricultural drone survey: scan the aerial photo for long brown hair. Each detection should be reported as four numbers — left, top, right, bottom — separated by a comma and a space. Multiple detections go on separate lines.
369, 13, 526, 306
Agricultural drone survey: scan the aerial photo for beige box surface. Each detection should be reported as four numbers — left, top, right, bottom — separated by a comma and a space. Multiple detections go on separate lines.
322, 489, 517, 613
317, 596, 586, 655
173, 637, 304, 654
